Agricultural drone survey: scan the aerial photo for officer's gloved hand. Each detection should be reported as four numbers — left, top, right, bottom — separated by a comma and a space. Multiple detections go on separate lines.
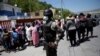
49, 42, 57, 48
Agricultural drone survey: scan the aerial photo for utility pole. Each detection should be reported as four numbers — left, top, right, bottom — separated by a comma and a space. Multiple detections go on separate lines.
61, 0, 63, 18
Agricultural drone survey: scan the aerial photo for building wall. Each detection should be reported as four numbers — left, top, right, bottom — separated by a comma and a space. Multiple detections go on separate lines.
0, 3, 23, 17
31, 8, 56, 19
31, 10, 44, 18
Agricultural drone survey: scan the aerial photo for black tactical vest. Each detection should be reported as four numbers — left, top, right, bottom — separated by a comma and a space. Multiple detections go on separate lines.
43, 21, 56, 43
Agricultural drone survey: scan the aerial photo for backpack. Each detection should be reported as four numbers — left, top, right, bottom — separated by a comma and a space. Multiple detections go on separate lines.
66, 19, 76, 30
87, 18, 93, 27
78, 21, 86, 29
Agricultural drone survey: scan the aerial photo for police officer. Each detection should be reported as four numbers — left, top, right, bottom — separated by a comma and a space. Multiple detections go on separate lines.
66, 15, 77, 46
43, 9, 58, 56
77, 13, 87, 41
86, 14, 94, 37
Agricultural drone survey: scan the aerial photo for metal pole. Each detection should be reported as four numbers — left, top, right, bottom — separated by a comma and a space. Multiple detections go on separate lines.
61, 0, 63, 18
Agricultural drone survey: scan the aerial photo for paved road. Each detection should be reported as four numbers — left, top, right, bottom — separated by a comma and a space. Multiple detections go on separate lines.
1, 25, 100, 56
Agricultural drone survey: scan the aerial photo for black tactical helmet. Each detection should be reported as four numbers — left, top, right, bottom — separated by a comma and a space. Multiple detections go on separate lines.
43, 9, 53, 18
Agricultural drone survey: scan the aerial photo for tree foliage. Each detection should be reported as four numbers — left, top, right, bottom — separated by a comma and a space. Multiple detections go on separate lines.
8, 0, 53, 12
8, 0, 72, 18
55, 8, 72, 18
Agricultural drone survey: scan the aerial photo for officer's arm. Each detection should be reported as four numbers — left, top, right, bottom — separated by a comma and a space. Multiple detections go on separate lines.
51, 22, 59, 46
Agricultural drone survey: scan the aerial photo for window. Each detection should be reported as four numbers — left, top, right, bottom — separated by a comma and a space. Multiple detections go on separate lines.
35, 12, 39, 16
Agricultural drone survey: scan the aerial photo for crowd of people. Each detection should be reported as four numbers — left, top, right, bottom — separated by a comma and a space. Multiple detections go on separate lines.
0, 20, 43, 52
65, 13, 97, 47
0, 8, 99, 56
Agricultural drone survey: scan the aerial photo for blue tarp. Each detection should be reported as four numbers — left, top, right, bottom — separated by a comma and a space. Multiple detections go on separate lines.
0, 10, 24, 17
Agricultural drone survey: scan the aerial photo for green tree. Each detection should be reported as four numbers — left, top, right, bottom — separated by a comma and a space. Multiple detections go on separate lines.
55, 8, 72, 19
8, 0, 53, 12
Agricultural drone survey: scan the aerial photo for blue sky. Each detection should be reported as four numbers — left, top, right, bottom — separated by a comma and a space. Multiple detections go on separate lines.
39, 0, 100, 12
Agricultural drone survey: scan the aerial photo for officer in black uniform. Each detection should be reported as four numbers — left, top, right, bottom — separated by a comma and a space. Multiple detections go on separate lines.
77, 13, 87, 41
43, 9, 58, 56
86, 14, 94, 37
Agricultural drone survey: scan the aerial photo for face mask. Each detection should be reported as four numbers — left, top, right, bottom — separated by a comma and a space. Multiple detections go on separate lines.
43, 16, 48, 21
43, 21, 46, 24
